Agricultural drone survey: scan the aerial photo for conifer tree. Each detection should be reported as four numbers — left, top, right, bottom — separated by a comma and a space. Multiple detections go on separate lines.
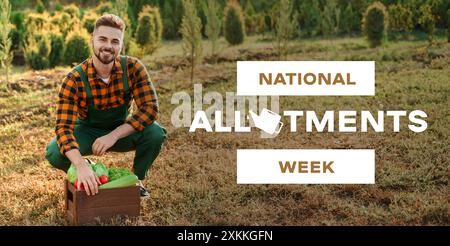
0, 0, 12, 84
204, 0, 221, 62
180, 0, 203, 83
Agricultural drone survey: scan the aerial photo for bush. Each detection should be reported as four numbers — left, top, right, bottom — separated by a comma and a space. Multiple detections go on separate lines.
64, 30, 91, 66
224, 0, 245, 45
49, 34, 64, 67
51, 12, 75, 38
389, 4, 413, 34
127, 39, 145, 59
36, 0, 45, 14
418, 4, 436, 45
55, 1, 62, 12
135, 6, 162, 54
447, 9, 450, 42
25, 36, 50, 70
96, 2, 112, 15
63, 4, 80, 20
298, 0, 321, 37
362, 2, 388, 48
10, 11, 25, 51
82, 11, 99, 34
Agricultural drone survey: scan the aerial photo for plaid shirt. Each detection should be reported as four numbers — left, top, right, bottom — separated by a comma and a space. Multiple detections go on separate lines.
55, 56, 159, 155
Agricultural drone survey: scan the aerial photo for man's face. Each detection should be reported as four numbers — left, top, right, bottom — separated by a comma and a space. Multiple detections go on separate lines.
92, 26, 123, 65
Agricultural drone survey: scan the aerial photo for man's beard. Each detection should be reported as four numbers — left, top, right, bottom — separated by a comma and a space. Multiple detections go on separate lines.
94, 46, 116, 65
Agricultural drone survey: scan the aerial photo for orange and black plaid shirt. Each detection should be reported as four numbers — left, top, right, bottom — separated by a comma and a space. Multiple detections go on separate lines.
56, 56, 159, 155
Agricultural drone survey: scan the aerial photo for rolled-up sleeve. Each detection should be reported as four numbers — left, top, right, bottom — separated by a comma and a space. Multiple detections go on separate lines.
126, 58, 159, 131
55, 74, 79, 155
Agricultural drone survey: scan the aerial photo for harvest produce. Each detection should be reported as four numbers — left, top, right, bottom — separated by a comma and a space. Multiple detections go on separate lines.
67, 161, 138, 190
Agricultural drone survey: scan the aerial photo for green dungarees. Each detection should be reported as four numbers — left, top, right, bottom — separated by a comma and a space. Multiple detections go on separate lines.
45, 56, 166, 180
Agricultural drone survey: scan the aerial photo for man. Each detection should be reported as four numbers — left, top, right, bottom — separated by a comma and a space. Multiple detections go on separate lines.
45, 14, 166, 198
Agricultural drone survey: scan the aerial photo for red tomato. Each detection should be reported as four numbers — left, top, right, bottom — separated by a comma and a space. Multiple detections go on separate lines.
99, 175, 109, 184
74, 179, 85, 191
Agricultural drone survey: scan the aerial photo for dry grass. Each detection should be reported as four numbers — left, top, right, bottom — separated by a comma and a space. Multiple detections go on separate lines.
0, 35, 449, 225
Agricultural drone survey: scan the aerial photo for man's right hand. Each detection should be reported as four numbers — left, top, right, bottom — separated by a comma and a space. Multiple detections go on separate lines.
75, 160, 101, 196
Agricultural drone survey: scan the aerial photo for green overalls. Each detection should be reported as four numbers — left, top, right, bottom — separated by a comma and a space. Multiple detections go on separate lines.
45, 56, 166, 180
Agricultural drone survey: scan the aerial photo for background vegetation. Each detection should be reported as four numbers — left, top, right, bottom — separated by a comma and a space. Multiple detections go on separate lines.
0, 0, 448, 225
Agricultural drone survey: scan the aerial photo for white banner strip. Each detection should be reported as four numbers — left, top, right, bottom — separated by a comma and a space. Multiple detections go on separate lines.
237, 149, 375, 184
237, 61, 375, 96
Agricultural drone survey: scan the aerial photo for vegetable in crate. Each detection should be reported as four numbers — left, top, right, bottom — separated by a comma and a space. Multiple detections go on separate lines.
99, 174, 138, 189
108, 167, 133, 181
92, 160, 109, 178
67, 162, 94, 184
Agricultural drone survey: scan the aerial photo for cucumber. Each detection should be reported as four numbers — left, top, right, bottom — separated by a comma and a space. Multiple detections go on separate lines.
99, 174, 139, 189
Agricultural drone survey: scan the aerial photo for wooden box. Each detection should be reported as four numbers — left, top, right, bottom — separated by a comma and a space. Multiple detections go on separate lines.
64, 180, 140, 225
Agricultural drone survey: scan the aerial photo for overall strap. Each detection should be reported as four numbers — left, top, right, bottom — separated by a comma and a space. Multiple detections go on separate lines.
120, 55, 130, 103
74, 64, 93, 105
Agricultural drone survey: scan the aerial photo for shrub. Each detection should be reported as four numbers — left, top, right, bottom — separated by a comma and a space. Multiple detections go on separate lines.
389, 4, 413, 34
64, 29, 91, 66
362, 2, 388, 48
447, 9, 450, 42
95, 2, 112, 15
49, 34, 64, 67
135, 6, 162, 54
82, 11, 99, 34
418, 4, 436, 45
63, 4, 80, 20
224, 0, 245, 45
25, 35, 50, 70
36, 0, 45, 14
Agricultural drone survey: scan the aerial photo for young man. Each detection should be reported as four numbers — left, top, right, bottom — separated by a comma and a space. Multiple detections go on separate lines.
45, 14, 166, 197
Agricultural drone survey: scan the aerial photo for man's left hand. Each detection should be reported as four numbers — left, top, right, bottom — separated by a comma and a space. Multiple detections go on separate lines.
92, 133, 118, 156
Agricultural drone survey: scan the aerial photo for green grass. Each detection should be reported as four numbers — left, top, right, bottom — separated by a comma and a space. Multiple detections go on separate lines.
0, 35, 448, 225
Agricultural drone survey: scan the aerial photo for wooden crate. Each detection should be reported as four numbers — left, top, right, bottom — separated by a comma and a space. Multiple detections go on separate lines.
64, 180, 140, 225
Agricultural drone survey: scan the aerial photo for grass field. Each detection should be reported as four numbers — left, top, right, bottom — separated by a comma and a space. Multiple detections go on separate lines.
0, 35, 449, 225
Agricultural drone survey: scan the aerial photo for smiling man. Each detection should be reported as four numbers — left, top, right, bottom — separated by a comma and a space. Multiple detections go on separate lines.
45, 14, 166, 198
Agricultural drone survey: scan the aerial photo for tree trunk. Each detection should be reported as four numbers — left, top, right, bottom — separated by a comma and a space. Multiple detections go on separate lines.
190, 46, 195, 83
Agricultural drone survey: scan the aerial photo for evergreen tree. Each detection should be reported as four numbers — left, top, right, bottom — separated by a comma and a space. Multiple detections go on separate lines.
180, 0, 203, 83
340, 3, 355, 35
135, 6, 163, 54
388, 4, 413, 34
275, 0, 297, 60
362, 2, 388, 48
321, 0, 340, 38
204, 0, 221, 62
110, 0, 132, 54
418, 4, 436, 45
224, 0, 245, 45
0, 0, 12, 83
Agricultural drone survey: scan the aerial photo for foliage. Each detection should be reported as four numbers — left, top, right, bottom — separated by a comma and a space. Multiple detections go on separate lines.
362, 2, 388, 48
224, 0, 245, 45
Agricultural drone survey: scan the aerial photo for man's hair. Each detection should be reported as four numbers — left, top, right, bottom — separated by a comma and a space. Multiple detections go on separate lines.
94, 14, 125, 32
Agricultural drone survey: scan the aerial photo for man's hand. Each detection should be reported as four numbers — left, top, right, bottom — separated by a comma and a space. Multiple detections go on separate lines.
92, 133, 118, 156
76, 160, 101, 196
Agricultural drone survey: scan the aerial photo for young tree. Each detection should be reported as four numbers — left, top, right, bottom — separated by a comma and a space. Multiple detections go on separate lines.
340, 2, 355, 35
180, 0, 203, 83
447, 8, 450, 43
418, 4, 436, 45
204, 0, 221, 62
362, 2, 388, 48
135, 6, 163, 54
298, 0, 321, 37
389, 4, 413, 35
0, 0, 12, 84
275, 0, 297, 60
321, 0, 340, 38
110, 0, 132, 54
224, 0, 245, 45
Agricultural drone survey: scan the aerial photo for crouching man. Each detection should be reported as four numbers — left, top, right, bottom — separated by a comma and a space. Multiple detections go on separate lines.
45, 14, 166, 198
